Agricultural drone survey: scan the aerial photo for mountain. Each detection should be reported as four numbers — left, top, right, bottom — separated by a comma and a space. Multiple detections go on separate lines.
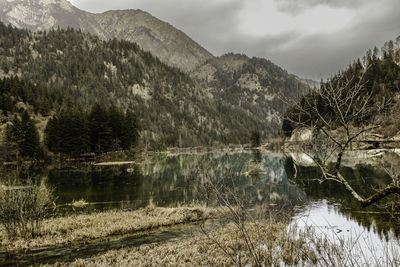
0, 0, 312, 146
92, 10, 213, 73
0, 0, 98, 31
0, 22, 262, 148
0, 0, 213, 72
191, 53, 311, 136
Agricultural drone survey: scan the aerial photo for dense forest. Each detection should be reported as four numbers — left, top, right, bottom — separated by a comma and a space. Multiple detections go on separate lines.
45, 103, 139, 156
0, 22, 264, 149
0, 76, 61, 118
2, 100, 138, 160
283, 41, 400, 137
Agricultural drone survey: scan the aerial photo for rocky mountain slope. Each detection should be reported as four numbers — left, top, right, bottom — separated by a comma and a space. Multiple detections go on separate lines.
191, 53, 311, 136
93, 10, 213, 72
0, 0, 213, 72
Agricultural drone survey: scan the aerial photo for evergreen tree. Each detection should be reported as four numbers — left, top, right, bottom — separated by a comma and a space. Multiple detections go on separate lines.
108, 104, 125, 150
250, 130, 261, 147
88, 103, 112, 153
45, 106, 90, 156
121, 110, 139, 150
69, 108, 90, 155
45, 116, 61, 154
4, 111, 41, 158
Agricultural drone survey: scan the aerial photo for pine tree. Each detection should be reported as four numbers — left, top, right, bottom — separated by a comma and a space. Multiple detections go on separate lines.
108, 104, 124, 150
88, 103, 112, 152
121, 110, 139, 150
69, 108, 90, 156
5, 111, 41, 158
45, 107, 90, 156
250, 130, 261, 147
45, 116, 61, 154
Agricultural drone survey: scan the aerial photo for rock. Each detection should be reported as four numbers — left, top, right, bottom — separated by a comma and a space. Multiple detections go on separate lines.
289, 127, 313, 142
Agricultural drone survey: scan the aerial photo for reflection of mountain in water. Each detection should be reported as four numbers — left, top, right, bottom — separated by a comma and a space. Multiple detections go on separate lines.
47, 151, 306, 212
47, 151, 400, 236
284, 153, 400, 237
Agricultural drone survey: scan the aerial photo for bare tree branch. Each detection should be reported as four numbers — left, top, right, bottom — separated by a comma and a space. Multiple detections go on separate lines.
283, 66, 400, 207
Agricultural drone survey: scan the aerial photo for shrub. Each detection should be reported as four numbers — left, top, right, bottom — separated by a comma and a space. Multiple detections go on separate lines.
0, 180, 53, 238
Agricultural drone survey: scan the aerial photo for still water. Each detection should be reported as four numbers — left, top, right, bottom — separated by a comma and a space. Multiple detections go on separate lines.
42, 149, 400, 264
48, 150, 305, 212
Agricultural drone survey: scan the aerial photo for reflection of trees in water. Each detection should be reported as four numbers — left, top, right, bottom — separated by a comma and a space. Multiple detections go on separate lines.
47, 152, 307, 212
180, 151, 307, 208
284, 156, 400, 238
47, 164, 144, 211
1, 161, 47, 183
46, 152, 400, 237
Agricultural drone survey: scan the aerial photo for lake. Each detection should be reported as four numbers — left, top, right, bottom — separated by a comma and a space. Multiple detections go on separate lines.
47, 150, 305, 212
43, 149, 400, 265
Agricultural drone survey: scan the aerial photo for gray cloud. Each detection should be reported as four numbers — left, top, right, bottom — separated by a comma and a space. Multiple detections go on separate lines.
274, 0, 366, 14
266, 1, 400, 79
69, 0, 400, 80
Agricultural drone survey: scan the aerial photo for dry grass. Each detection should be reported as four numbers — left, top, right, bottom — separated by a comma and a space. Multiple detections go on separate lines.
38, 218, 400, 267
57, 221, 336, 267
93, 161, 135, 166
0, 206, 220, 252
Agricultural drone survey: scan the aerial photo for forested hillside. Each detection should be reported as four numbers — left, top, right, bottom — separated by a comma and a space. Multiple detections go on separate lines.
0, 22, 264, 148
283, 39, 400, 137
192, 53, 311, 136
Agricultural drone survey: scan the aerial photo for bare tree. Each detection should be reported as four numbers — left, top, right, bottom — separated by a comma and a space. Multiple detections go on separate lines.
283, 70, 400, 207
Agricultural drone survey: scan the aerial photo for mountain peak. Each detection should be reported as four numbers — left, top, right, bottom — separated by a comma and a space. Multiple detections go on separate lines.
0, 0, 213, 72
2, 0, 74, 11
39, 0, 74, 9
94, 9, 213, 72
0, 0, 83, 30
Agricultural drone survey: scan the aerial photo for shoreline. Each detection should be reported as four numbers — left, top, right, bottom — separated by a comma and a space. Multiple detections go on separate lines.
0, 206, 222, 252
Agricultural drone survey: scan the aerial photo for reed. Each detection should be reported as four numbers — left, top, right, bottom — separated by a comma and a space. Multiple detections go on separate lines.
0, 205, 220, 251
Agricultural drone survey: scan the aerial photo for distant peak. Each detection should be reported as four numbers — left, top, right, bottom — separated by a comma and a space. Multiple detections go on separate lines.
40, 0, 74, 8
101, 8, 149, 16
3, 0, 75, 9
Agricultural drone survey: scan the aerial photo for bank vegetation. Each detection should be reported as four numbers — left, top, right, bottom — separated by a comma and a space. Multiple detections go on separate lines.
0, 205, 220, 252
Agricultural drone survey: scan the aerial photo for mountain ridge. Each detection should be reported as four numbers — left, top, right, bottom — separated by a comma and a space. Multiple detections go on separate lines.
0, 0, 214, 72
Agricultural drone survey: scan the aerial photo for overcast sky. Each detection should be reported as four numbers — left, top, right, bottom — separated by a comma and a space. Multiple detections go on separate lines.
69, 0, 400, 80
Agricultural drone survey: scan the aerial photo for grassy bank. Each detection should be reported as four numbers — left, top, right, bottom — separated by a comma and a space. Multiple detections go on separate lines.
0, 206, 220, 252
53, 221, 400, 266
4, 205, 399, 266
53, 221, 341, 266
